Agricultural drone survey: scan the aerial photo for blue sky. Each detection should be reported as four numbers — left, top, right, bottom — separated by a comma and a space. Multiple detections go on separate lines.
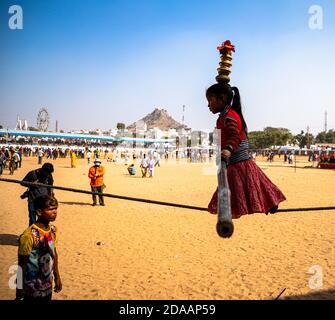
0, 0, 334, 134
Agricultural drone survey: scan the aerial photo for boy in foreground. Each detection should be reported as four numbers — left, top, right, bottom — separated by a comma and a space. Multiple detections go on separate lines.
16, 195, 62, 300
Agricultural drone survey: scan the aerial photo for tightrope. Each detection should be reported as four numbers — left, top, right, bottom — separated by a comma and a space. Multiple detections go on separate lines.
1, 177, 335, 213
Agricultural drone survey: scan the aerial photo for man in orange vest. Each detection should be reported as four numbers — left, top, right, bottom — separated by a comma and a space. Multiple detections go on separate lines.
88, 159, 105, 206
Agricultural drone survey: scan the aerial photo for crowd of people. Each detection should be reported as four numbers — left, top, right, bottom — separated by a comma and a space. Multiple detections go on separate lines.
318, 153, 335, 164
11, 145, 164, 300
1, 137, 333, 300
4, 140, 333, 301
4, 140, 166, 300
0, 146, 23, 175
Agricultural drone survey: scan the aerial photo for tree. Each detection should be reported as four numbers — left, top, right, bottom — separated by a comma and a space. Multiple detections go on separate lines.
117, 123, 126, 131
305, 133, 315, 148
263, 127, 293, 146
291, 130, 315, 148
248, 127, 293, 149
248, 131, 268, 149
294, 131, 305, 148
315, 131, 326, 143
315, 130, 335, 144
0, 125, 3, 129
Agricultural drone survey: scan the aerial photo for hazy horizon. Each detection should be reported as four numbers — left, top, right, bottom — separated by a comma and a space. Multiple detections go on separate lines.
1, 0, 334, 135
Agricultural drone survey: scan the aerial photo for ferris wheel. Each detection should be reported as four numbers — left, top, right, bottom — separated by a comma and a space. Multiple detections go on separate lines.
36, 107, 50, 132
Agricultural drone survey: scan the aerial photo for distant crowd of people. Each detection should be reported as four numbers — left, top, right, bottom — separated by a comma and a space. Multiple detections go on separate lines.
250, 149, 335, 166
250, 150, 296, 164
0, 146, 23, 176
318, 153, 335, 164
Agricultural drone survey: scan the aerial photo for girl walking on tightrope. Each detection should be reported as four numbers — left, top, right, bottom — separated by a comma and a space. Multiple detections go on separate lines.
206, 83, 286, 219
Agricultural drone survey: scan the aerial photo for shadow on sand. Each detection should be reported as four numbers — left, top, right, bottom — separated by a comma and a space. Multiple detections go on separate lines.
122, 174, 146, 178
59, 201, 92, 206
282, 289, 335, 300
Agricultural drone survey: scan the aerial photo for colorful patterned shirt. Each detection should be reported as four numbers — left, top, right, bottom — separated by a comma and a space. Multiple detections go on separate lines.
18, 224, 58, 298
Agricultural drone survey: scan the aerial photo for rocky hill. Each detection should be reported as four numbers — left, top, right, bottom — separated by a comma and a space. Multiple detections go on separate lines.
127, 108, 189, 131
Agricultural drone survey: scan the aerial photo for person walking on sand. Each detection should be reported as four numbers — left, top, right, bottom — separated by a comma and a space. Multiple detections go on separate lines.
8, 148, 17, 175
88, 159, 105, 206
21, 163, 55, 226
16, 195, 62, 300
154, 150, 161, 167
148, 156, 155, 178
288, 153, 294, 165
70, 150, 77, 168
18, 147, 23, 168
0, 150, 6, 176
37, 148, 44, 165
86, 150, 92, 165
13, 151, 20, 170
140, 154, 148, 178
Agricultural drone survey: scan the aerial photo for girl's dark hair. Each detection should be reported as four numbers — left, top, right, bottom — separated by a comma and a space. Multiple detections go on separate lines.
34, 195, 58, 211
206, 83, 248, 133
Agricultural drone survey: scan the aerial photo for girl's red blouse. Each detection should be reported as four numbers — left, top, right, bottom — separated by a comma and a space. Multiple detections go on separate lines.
216, 108, 246, 150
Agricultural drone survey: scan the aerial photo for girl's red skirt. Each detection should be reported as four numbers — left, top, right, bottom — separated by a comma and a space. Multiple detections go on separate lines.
208, 160, 286, 219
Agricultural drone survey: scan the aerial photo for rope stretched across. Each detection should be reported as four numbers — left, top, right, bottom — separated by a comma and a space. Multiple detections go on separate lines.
0, 177, 335, 213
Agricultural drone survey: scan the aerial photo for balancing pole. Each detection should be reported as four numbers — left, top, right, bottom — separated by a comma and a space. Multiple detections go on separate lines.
215, 40, 236, 238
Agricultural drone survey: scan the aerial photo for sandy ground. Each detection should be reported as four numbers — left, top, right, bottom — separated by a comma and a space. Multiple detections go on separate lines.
0, 156, 334, 300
